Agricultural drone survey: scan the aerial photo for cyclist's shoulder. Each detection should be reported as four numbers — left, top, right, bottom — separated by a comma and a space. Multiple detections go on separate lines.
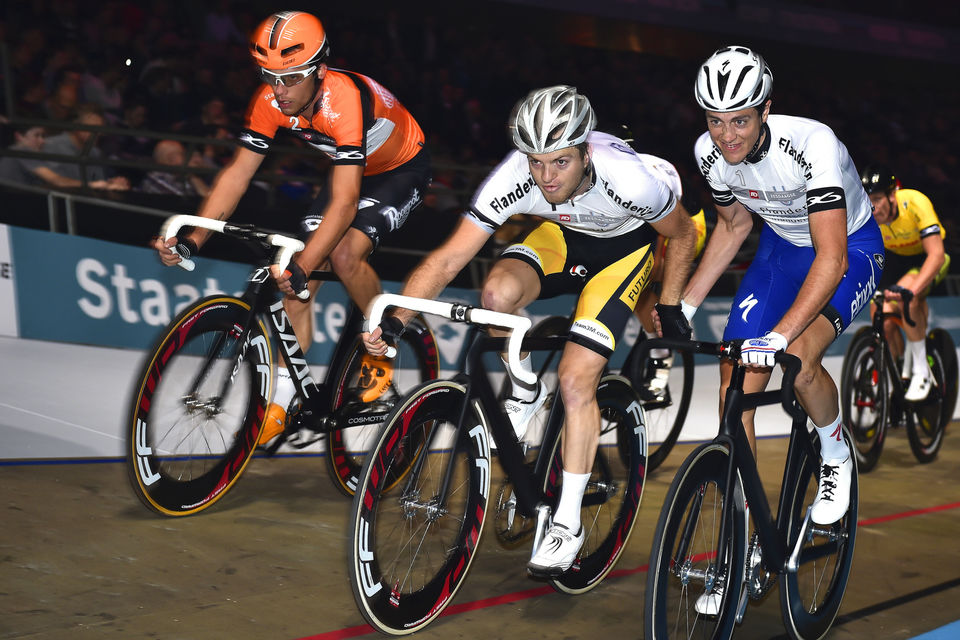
895, 188, 938, 215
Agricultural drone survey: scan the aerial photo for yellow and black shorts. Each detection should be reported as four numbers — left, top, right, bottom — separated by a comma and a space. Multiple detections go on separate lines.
500, 221, 659, 359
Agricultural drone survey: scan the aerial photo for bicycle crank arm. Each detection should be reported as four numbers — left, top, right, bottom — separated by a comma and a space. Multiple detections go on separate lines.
787, 506, 814, 572
529, 503, 553, 562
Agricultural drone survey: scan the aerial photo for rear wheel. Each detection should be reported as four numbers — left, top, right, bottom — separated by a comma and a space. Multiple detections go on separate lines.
127, 296, 271, 516
904, 329, 955, 463
839, 327, 887, 472
347, 380, 490, 635
544, 375, 648, 593
622, 336, 694, 471
326, 316, 439, 496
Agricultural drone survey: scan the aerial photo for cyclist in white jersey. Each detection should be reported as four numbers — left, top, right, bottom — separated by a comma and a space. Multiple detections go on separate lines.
364, 85, 698, 576
681, 46, 884, 535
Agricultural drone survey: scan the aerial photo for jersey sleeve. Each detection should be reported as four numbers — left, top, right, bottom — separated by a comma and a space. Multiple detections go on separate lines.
802, 125, 848, 214
693, 133, 735, 207
238, 85, 283, 154
322, 76, 367, 167
906, 190, 945, 239
465, 151, 536, 233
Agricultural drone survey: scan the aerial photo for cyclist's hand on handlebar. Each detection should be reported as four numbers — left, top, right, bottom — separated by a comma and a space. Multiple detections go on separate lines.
272, 261, 309, 299
654, 303, 692, 340
741, 331, 788, 368
152, 234, 197, 267
363, 316, 404, 356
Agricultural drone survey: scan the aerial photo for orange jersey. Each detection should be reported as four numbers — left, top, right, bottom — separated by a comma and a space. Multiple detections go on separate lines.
241, 69, 424, 176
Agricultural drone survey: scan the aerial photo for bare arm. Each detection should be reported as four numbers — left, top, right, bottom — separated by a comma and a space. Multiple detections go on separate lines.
771, 208, 847, 342
911, 233, 947, 296
649, 201, 697, 305
150, 147, 264, 265
682, 201, 754, 306
363, 217, 492, 354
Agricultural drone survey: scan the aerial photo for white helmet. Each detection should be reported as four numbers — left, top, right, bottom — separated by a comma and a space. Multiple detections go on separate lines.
509, 85, 596, 154
695, 45, 773, 112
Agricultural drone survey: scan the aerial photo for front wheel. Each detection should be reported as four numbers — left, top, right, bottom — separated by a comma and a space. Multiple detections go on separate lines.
348, 380, 490, 635
325, 316, 439, 496
126, 296, 272, 516
780, 428, 858, 640
645, 443, 746, 640
544, 375, 648, 593
904, 329, 955, 463
839, 327, 887, 472
621, 336, 694, 472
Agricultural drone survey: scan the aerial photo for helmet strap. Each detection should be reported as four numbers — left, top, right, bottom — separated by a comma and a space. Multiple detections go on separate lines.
290, 70, 324, 119
744, 122, 771, 164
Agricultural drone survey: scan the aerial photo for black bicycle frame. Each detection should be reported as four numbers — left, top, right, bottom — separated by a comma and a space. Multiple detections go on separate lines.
429, 329, 571, 519
648, 338, 811, 576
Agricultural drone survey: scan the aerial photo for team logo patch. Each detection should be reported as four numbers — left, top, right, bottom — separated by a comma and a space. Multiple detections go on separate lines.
873, 252, 885, 270
749, 190, 759, 199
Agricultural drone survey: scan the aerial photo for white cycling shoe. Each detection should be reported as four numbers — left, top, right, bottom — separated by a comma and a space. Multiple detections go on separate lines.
527, 523, 584, 578
811, 456, 853, 525
904, 371, 933, 402
503, 382, 547, 440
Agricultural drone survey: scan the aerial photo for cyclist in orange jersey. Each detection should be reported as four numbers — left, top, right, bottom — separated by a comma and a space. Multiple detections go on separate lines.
152, 11, 431, 446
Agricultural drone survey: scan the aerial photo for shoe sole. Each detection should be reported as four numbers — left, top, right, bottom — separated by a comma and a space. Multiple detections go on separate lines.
526, 563, 570, 579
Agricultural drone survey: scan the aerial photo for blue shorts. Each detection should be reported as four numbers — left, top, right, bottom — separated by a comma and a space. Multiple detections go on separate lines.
723, 221, 884, 341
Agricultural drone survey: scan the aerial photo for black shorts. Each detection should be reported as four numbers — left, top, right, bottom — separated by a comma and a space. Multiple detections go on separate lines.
301, 146, 432, 250
500, 221, 659, 358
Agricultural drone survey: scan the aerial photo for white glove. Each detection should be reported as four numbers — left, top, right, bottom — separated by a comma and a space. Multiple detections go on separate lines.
741, 331, 788, 367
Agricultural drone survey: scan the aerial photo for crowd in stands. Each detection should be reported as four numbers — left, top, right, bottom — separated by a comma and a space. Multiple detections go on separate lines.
0, 0, 957, 264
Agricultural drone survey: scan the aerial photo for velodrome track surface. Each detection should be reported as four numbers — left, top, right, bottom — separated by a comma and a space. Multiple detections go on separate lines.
2, 335, 959, 639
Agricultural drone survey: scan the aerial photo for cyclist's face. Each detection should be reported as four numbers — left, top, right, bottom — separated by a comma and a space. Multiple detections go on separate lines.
869, 192, 897, 224
526, 147, 590, 204
705, 104, 767, 165
268, 64, 323, 116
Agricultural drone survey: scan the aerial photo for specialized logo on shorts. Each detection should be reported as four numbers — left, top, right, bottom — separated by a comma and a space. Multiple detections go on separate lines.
739, 293, 759, 323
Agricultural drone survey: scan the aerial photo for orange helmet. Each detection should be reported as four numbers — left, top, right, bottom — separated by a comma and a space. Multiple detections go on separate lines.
249, 11, 330, 70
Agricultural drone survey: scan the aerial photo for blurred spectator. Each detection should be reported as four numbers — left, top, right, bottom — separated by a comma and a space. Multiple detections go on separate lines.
41, 104, 129, 190
0, 117, 123, 191
138, 139, 209, 196
101, 97, 153, 162
203, 0, 246, 44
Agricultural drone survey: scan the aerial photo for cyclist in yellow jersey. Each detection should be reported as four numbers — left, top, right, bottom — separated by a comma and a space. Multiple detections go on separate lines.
860, 165, 950, 401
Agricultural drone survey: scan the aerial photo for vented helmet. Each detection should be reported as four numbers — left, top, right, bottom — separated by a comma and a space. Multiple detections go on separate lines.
509, 85, 596, 154
860, 165, 899, 195
695, 45, 773, 112
250, 11, 330, 70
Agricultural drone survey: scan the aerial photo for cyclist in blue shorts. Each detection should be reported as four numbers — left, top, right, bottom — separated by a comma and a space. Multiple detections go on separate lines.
680, 46, 884, 535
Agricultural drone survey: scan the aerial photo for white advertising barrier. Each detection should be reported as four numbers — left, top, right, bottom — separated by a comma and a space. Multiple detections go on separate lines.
0, 225, 957, 460
0, 225, 18, 337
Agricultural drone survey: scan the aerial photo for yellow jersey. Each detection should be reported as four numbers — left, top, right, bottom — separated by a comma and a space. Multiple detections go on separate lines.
879, 188, 945, 257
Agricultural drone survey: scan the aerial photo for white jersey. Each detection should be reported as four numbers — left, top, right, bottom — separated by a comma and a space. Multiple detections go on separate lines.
466, 131, 678, 238
694, 114, 873, 247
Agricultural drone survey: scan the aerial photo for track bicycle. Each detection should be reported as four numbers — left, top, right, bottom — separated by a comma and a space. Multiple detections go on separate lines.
645, 339, 858, 640
840, 285, 957, 471
347, 294, 648, 635
528, 314, 693, 471
127, 215, 439, 516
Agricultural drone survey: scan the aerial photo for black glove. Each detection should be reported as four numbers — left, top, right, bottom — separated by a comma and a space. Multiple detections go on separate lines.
655, 303, 692, 340
173, 235, 198, 261
379, 316, 405, 343
283, 262, 308, 298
